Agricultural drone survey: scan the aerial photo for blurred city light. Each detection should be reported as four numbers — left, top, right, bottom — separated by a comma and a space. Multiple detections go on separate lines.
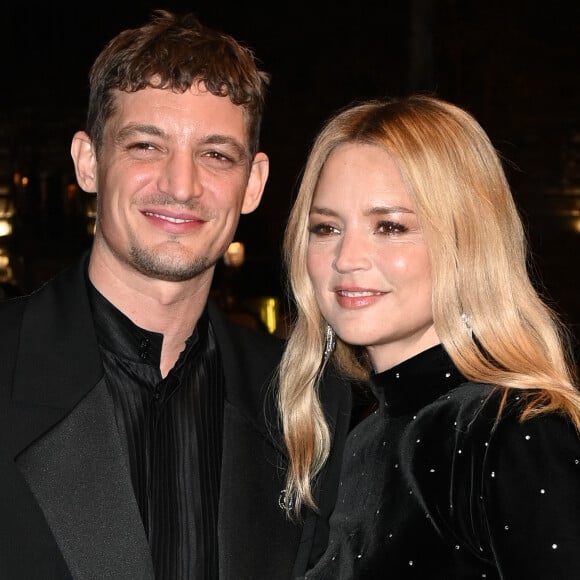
223, 241, 245, 267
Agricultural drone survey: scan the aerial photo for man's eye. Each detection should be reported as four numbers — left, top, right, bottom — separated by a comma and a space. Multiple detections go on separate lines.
377, 220, 407, 234
128, 142, 156, 151
205, 151, 233, 163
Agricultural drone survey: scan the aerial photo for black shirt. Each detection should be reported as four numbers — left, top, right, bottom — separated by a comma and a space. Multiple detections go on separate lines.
89, 283, 224, 579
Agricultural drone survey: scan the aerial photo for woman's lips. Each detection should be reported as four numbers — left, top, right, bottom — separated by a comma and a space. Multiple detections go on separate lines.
335, 288, 385, 309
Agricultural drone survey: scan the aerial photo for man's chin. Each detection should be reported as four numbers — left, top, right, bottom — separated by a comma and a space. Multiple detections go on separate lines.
131, 249, 211, 282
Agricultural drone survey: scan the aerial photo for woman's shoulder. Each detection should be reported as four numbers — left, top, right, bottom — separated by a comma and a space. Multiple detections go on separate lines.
408, 381, 498, 438
398, 383, 580, 572
400, 382, 580, 520
414, 381, 576, 433
404, 381, 580, 464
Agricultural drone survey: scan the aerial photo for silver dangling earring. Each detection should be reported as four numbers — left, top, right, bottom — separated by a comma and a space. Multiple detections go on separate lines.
278, 488, 295, 513
461, 312, 473, 338
324, 324, 336, 359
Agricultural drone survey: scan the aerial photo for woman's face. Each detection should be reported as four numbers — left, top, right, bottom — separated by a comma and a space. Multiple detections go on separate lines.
307, 142, 440, 372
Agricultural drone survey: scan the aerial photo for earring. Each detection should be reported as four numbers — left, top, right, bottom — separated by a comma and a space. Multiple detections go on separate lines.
278, 488, 295, 512
324, 324, 336, 359
461, 312, 473, 338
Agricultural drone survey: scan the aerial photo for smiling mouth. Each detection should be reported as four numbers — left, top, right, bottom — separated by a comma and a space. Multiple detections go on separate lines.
337, 290, 383, 297
144, 211, 196, 224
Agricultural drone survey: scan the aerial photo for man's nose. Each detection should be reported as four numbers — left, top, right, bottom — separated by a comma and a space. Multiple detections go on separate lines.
159, 151, 203, 201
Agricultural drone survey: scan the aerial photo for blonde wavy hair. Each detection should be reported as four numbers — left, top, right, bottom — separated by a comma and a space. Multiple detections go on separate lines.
278, 94, 580, 517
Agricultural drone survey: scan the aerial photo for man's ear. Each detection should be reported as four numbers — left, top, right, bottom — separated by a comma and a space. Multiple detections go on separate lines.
241, 152, 269, 214
71, 131, 97, 193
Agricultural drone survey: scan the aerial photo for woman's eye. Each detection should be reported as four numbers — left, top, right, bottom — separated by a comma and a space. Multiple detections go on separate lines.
309, 223, 338, 236
377, 220, 407, 234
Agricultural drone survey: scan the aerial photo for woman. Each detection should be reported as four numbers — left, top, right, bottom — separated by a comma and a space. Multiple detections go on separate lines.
279, 95, 580, 578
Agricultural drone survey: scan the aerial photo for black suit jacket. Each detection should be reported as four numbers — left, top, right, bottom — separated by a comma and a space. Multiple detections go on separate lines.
0, 254, 352, 579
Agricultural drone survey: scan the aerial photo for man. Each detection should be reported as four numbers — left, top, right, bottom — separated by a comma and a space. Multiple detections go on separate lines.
0, 11, 351, 579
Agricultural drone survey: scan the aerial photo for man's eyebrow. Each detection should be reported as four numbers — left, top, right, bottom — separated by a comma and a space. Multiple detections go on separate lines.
114, 126, 248, 159
203, 134, 248, 160
115, 124, 165, 141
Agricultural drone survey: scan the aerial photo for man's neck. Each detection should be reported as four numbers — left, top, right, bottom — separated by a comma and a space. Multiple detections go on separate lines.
88, 253, 214, 377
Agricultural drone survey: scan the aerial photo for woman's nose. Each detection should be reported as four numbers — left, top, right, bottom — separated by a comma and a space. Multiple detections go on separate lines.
333, 232, 372, 272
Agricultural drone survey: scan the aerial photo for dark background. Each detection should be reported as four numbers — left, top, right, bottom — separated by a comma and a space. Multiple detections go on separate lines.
0, 0, 579, 353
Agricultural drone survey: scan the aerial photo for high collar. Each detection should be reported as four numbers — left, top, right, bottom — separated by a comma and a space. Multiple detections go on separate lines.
88, 281, 204, 373
369, 344, 466, 417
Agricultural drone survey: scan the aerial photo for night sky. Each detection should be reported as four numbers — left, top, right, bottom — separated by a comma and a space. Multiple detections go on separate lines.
2, 2, 578, 198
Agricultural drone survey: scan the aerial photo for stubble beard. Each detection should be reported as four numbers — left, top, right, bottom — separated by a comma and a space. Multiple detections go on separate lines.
129, 245, 212, 282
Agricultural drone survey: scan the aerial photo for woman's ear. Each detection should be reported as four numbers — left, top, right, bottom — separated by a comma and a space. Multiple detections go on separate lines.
70, 131, 97, 193
241, 152, 269, 214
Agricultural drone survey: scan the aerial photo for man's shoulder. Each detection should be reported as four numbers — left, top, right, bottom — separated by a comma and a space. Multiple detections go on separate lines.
0, 293, 27, 338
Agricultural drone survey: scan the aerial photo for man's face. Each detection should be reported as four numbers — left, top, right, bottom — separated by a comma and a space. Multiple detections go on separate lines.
78, 83, 267, 284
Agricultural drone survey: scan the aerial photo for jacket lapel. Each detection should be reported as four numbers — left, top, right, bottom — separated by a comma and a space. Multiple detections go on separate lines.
208, 303, 303, 579
2, 255, 102, 456
17, 379, 154, 579
1, 254, 153, 578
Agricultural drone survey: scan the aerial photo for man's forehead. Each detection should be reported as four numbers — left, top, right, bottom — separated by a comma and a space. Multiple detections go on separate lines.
109, 85, 249, 142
